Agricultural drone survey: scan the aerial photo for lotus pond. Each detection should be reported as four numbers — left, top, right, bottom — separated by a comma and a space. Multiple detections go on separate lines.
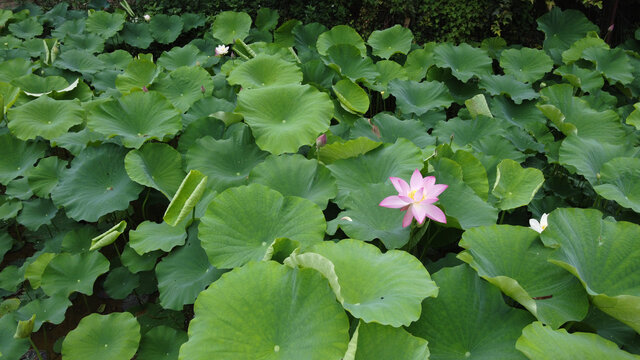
1, 3, 640, 359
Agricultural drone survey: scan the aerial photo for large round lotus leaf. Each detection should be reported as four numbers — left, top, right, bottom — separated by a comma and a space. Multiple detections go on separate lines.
322, 44, 379, 83
541, 208, 640, 333
0, 315, 30, 359
11, 74, 69, 95
582, 47, 635, 85
0, 134, 46, 185
374, 60, 408, 90
137, 325, 187, 360
41, 251, 110, 297
51, 144, 143, 222
516, 322, 640, 360
408, 264, 533, 359
65, 33, 105, 54
287, 239, 437, 326
333, 79, 369, 114
17, 198, 58, 231
459, 225, 589, 329
318, 137, 381, 165
559, 136, 634, 185
61, 226, 98, 253
403, 47, 436, 81
179, 261, 349, 360
152, 66, 213, 113
125, 143, 185, 199
249, 154, 337, 209
479, 75, 538, 104
388, 79, 453, 116
316, 25, 366, 57
433, 43, 493, 82
199, 184, 325, 268
7, 95, 84, 140
537, 7, 599, 63
593, 157, 640, 212
103, 266, 140, 299
367, 25, 413, 59
88, 91, 181, 149
54, 49, 105, 75
8, 17, 43, 39
150, 14, 183, 44
351, 113, 434, 150
328, 185, 410, 249
182, 97, 236, 128
6, 177, 32, 200
235, 84, 333, 155
326, 139, 423, 205
499, 47, 553, 83
115, 58, 160, 94
228, 54, 302, 89
345, 321, 429, 360
121, 22, 153, 49
15, 296, 71, 332
62, 312, 141, 360
491, 159, 544, 210
130, 221, 187, 255
85, 10, 125, 38
185, 135, 267, 193
157, 45, 209, 71
156, 225, 223, 310
0, 58, 33, 83
212, 11, 251, 44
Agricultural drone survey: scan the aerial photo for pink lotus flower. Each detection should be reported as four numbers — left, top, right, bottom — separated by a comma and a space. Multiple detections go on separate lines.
379, 169, 448, 227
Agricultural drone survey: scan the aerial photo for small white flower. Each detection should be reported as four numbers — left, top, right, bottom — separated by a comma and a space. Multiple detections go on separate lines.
529, 213, 548, 233
215, 44, 229, 57
143, 14, 151, 21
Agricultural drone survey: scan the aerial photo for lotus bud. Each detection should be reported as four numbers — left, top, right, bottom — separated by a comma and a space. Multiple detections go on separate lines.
607, 24, 614, 32
143, 14, 151, 21
316, 133, 327, 147
142, 85, 148, 93
201, 86, 206, 94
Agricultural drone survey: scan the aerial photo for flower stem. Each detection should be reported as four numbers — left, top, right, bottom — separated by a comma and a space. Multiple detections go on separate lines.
28, 337, 43, 360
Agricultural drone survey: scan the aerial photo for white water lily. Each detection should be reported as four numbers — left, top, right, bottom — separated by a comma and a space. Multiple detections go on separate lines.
529, 213, 548, 233
143, 14, 151, 21
215, 44, 229, 56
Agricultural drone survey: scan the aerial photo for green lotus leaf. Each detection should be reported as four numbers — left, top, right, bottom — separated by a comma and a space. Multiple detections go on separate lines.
345, 321, 429, 360
408, 264, 533, 359
553, 63, 604, 93
54, 49, 105, 75
459, 225, 589, 328
561, 33, 607, 64
88, 91, 181, 149
150, 14, 183, 44
627, 103, 640, 130
163, 170, 208, 227
177, 117, 225, 153
152, 66, 213, 113
537, 7, 599, 63
13, 314, 35, 339
52, 17, 84, 38
581, 308, 640, 354
125, 143, 185, 199
479, 75, 539, 104
181, 12, 206, 31
121, 244, 161, 274
130, 221, 187, 255
465, 93, 492, 119
438, 146, 490, 201
62, 312, 141, 360
11, 74, 68, 95
61, 226, 99, 254
433, 43, 493, 82
7, 95, 84, 140
90, 220, 126, 251
51, 144, 143, 222
0, 58, 33, 83
516, 322, 640, 360
0, 82, 21, 113
85, 10, 125, 38
179, 261, 349, 359
6, 177, 32, 200
228, 54, 302, 89
0, 197, 21, 220
593, 157, 640, 213
374, 60, 408, 92
0, 315, 29, 359
287, 239, 437, 326
14, 296, 71, 332
182, 96, 237, 127
403, 45, 436, 81
64, 32, 105, 53
0, 233, 12, 264
351, 113, 435, 150
103, 266, 140, 300
492, 159, 544, 210
326, 139, 423, 205
121, 22, 153, 49
299, 58, 335, 89
50, 127, 109, 156
0, 134, 46, 185
322, 44, 378, 83
367, 25, 413, 59
0, 265, 22, 292
24, 253, 56, 289
332, 79, 369, 114
16, 198, 57, 231
236, 84, 333, 154
157, 45, 209, 71
212, 11, 251, 44
541, 208, 640, 333
499, 47, 553, 83
115, 58, 160, 94
318, 137, 381, 164
199, 184, 325, 268
137, 325, 187, 360
292, 22, 327, 56
41, 251, 110, 297
0, 298, 20, 317
480, 36, 507, 59
249, 154, 337, 209
559, 136, 634, 185
8, 17, 42, 39
388, 79, 453, 116
316, 25, 366, 57
582, 47, 634, 85
156, 225, 223, 310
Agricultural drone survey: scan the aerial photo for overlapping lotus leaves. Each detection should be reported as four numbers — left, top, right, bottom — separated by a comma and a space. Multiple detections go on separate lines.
40, 251, 110, 297
492, 159, 544, 210
212, 11, 251, 44
536, 7, 599, 63
374, 60, 408, 91
322, 44, 379, 83
130, 221, 187, 255
516, 322, 640, 359
152, 66, 213, 113
0, 133, 46, 185
561, 34, 607, 64
85, 10, 125, 38
163, 169, 208, 226
156, 226, 223, 310
103, 266, 140, 299
499, 47, 553, 83
433, 43, 493, 82
581, 47, 633, 85
6, 177, 32, 200
593, 157, 640, 213
180, 261, 349, 359
235, 84, 334, 154
157, 45, 209, 71
62, 312, 141, 360
150, 14, 183, 44
88, 91, 181, 149
408, 264, 533, 359
121, 244, 161, 274
345, 321, 429, 360
15, 296, 71, 332
388, 79, 453, 115
554, 63, 604, 94
541, 208, 640, 333
8, 17, 43, 39
0, 264, 22, 291
287, 239, 437, 326
0, 82, 21, 113
228, 54, 302, 88
0, 315, 30, 359
121, 22, 153, 49
249, 154, 337, 209
54, 49, 105, 75
11, 74, 69, 95
479, 75, 538, 104
125, 143, 185, 199
459, 225, 589, 328
137, 325, 187, 360
559, 136, 635, 185
316, 25, 367, 57
198, 184, 325, 268
367, 25, 413, 59
63, 33, 103, 55
24, 253, 56, 289
403, 46, 436, 81
318, 137, 381, 164
0, 58, 33, 83
0, 197, 21, 220
351, 114, 434, 150
17, 198, 57, 231
7, 95, 84, 140
115, 58, 160, 93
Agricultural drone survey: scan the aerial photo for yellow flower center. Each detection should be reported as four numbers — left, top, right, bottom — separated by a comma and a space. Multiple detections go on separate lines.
408, 189, 424, 202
